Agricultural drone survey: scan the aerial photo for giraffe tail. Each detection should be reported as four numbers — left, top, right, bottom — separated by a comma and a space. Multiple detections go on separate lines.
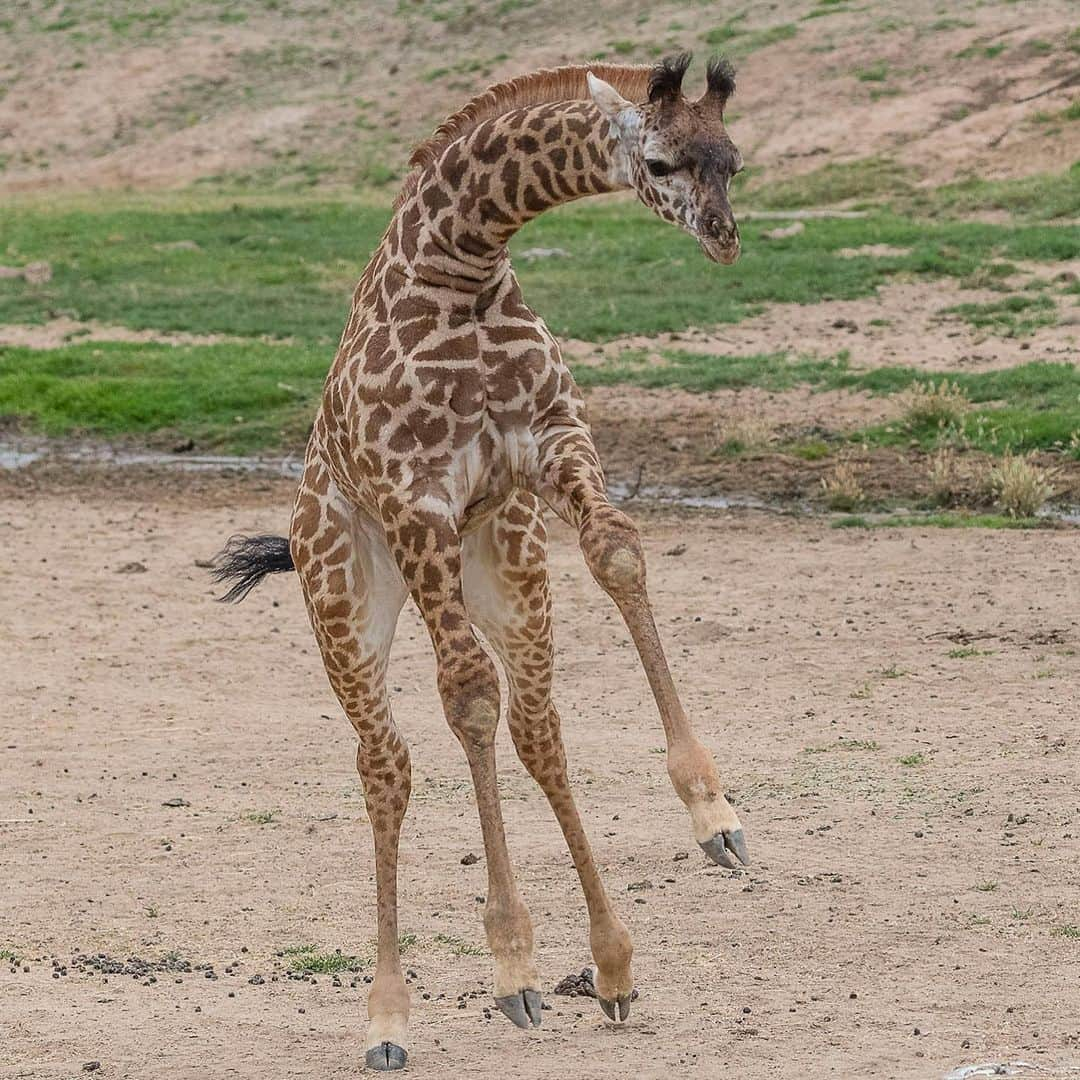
210, 534, 295, 603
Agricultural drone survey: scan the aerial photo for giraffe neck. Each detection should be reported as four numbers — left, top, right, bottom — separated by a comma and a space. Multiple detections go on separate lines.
392, 100, 627, 291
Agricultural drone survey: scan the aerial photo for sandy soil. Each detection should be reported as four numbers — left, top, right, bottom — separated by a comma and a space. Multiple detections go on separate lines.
2, 472, 1079, 1079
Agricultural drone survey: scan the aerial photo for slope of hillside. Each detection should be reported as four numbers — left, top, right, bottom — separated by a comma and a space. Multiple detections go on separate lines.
0, 0, 1077, 197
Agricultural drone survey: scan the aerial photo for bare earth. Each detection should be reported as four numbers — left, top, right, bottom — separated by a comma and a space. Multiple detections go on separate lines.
1, 0, 1078, 195
2, 472, 1079, 1079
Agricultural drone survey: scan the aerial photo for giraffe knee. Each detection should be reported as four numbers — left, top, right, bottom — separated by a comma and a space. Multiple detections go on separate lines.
581, 508, 646, 599
439, 651, 501, 753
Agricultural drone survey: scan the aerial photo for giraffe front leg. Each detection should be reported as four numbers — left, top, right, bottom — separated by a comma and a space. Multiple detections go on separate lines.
538, 433, 749, 870
386, 498, 542, 1029
464, 492, 635, 1023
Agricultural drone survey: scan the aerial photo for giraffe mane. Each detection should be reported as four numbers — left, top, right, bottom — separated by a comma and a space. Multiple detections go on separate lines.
399, 62, 653, 198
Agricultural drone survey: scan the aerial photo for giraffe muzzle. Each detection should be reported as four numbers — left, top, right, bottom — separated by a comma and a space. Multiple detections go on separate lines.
698, 218, 741, 265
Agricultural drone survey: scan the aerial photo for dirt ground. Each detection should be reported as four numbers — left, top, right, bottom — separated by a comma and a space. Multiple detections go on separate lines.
2, 470, 1079, 1079
1, 0, 1078, 195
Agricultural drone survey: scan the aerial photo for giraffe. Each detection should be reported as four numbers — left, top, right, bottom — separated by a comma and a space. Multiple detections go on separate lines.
213, 52, 748, 1072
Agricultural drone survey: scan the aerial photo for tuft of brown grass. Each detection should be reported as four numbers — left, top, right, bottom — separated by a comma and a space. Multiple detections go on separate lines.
900, 379, 970, 429
713, 410, 775, 454
926, 447, 964, 506
986, 453, 1058, 517
822, 454, 865, 511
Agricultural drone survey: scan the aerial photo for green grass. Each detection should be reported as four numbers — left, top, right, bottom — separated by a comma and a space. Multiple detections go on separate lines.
581, 354, 1080, 455
3, 191, 1079, 344
1052, 924, 1080, 939
0, 340, 326, 452
833, 512, 1051, 530
898, 752, 927, 767
2, 184, 1080, 452
282, 944, 363, 973
942, 294, 1058, 337
8, 343, 1080, 455
855, 61, 889, 82
902, 162, 1080, 221
948, 646, 994, 658
744, 157, 915, 209
433, 933, 487, 957
803, 738, 880, 753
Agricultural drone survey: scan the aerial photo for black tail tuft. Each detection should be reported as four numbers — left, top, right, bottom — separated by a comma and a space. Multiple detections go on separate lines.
210, 534, 295, 603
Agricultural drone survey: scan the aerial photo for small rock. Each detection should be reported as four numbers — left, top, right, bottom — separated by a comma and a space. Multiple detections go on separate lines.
116, 561, 148, 574
162, 797, 189, 808
82, 1064, 101, 1074
673, 851, 690, 862
460, 852, 479, 866
663, 543, 687, 557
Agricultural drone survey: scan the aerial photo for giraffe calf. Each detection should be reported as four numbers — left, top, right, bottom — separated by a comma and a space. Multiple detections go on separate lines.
213, 52, 748, 1071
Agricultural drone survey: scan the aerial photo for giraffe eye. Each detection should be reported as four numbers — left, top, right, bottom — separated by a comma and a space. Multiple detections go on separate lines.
646, 159, 675, 178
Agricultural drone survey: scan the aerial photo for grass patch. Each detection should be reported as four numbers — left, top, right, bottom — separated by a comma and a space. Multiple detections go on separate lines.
855, 61, 889, 82
282, 945, 363, 974
803, 737, 880, 753
3, 191, 1078, 346
3, 191, 1080, 452
1052, 924, 1080, 939
704, 16, 797, 54
948, 646, 994, 658
242, 808, 280, 825
433, 933, 487, 957
832, 513, 1049, 530
898, 752, 927, 767
745, 157, 914, 209
987, 453, 1059, 517
942, 294, 1057, 337
0, 340, 325, 452
904, 163, 1080, 221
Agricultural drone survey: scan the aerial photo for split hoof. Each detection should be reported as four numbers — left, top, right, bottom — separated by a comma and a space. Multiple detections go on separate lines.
365, 1042, 407, 1071
699, 827, 750, 868
494, 988, 543, 1028
598, 993, 632, 1022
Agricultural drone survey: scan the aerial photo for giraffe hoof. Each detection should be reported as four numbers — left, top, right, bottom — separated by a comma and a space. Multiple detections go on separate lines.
699, 827, 750, 868
495, 988, 543, 1028
598, 993, 632, 1022
365, 1042, 407, 1071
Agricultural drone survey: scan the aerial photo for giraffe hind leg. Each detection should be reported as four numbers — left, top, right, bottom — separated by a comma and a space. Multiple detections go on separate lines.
291, 469, 412, 1069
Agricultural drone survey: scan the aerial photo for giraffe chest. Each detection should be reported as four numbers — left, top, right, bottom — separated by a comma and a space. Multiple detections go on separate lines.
323, 315, 575, 517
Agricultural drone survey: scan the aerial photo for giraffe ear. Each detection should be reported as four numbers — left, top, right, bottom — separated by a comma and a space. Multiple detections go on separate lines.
587, 72, 634, 123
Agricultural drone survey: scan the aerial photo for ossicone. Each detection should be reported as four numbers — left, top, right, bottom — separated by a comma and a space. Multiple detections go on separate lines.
704, 55, 736, 109
648, 52, 692, 104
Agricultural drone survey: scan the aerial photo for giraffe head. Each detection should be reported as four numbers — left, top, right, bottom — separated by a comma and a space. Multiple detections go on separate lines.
588, 53, 743, 265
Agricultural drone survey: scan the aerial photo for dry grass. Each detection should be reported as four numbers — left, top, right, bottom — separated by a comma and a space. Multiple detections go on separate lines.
986, 453, 1058, 517
822, 454, 865, 511
900, 379, 971, 430
926, 447, 965, 506
713, 410, 776, 454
